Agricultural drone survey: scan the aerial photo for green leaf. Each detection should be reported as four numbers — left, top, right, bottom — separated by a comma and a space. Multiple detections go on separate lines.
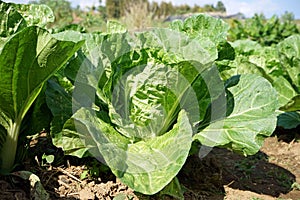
216, 41, 235, 61
42, 154, 54, 164
273, 76, 298, 109
170, 14, 229, 43
54, 117, 92, 157
53, 30, 132, 103
12, 171, 50, 200
115, 110, 192, 195
219, 56, 271, 81
280, 95, 300, 112
0, 26, 83, 172
70, 108, 192, 195
227, 40, 282, 79
159, 177, 184, 200
278, 34, 300, 90
107, 20, 127, 34
46, 79, 74, 135
11, 3, 54, 28
137, 28, 217, 65
194, 74, 278, 156
108, 61, 199, 139
277, 111, 300, 129
169, 14, 230, 65
0, 1, 26, 38
45, 78, 93, 157
0, 1, 54, 41
0, 26, 83, 120
231, 39, 262, 56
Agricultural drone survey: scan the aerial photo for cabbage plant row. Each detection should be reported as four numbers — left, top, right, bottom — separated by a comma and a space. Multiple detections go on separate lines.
0, 1, 298, 198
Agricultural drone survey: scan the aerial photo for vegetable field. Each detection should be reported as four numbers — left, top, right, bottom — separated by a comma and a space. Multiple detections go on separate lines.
0, 1, 299, 199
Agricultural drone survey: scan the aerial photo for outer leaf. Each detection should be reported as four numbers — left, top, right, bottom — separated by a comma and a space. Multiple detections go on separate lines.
169, 14, 230, 64
278, 34, 300, 90
280, 95, 300, 112
0, 26, 83, 172
219, 56, 271, 81
71, 108, 192, 195
53, 30, 131, 100
137, 28, 217, 65
0, 26, 83, 120
0, 1, 54, 41
194, 74, 278, 156
12, 3, 54, 28
226, 40, 282, 78
46, 79, 74, 134
45, 79, 94, 157
12, 171, 49, 199
0, 1, 26, 38
273, 76, 298, 109
170, 14, 229, 43
115, 110, 192, 194
54, 117, 94, 157
230, 39, 262, 56
107, 20, 127, 33
277, 111, 300, 129
222, 38, 299, 113
159, 177, 184, 200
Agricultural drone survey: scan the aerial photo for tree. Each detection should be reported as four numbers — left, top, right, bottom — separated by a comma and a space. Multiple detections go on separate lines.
157, 1, 174, 17
98, 0, 107, 19
151, 1, 160, 19
176, 4, 191, 15
106, 0, 121, 19
203, 4, 215, 12
281, 11, 295, 22
216, 1, 226, 13
192, 5, 201, 13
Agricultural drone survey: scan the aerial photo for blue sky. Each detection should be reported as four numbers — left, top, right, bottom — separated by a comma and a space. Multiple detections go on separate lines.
4, 0, 300, 19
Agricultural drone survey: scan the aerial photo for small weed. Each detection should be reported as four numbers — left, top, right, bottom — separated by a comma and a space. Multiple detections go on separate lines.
41, 153, 55, 165
291, 182, 300, 190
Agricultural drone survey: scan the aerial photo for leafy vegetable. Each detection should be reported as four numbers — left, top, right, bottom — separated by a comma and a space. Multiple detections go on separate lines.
46, 16, 278, 195
0, 0, 54, 38
220, 34, 300, 129
0, 2, 83, 172
0, 1, 26, 38
194, 74, 278, 156
229, 14, 299, 46
277, 111, 300, 129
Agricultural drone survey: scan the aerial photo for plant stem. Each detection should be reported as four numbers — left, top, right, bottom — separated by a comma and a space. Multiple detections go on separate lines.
0, 120, 20, 174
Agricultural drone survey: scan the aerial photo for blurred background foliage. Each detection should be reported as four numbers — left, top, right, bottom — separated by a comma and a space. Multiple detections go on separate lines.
28, 0, 299, 41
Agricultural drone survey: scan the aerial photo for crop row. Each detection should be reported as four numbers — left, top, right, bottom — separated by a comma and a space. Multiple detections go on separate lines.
0, 1, 299, 198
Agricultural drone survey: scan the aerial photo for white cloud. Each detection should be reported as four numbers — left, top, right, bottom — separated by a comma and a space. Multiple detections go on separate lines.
148, 0, 280, 17
77, 0, 99, 9
224, 0, 280, 17
3, 0, 30, 4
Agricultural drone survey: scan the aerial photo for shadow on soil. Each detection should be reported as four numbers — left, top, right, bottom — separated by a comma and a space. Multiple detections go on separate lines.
178, 147, 296, 198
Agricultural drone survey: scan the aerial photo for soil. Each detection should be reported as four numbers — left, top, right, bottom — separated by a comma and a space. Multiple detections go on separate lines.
0, 128, 300, 200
